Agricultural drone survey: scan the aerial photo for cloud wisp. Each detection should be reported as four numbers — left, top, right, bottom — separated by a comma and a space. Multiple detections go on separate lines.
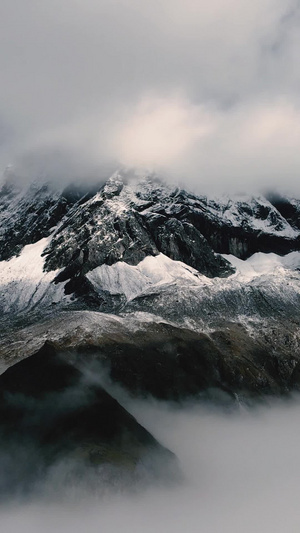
2, 397, 300, 532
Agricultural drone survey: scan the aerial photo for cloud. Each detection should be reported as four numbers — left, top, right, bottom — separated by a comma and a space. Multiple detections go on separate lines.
108, 95, 300, 193
2, 397, 300, 532
111, 95, 215, 170
0, 0, 300, 192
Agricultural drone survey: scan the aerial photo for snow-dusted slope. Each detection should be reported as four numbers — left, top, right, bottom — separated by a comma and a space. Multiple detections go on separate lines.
0, 238, 68, 314
0, 179, 72, 261
87, 253, 203, 300
223, 251, 300, 279
87, 249, 300, 302
85, 249, 300, 326
204, 194, 299, 238
1, 229, 299, 333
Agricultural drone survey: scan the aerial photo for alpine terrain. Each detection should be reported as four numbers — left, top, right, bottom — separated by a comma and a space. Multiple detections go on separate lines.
1, 168, 300, 495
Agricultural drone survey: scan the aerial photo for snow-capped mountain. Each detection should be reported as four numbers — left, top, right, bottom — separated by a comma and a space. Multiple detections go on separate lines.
1, 169, 300, 400
1, 169, 300, 311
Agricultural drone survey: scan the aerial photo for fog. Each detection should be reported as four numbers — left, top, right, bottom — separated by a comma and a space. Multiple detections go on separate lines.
2, 396, 300, 532
1, 1, 300, 193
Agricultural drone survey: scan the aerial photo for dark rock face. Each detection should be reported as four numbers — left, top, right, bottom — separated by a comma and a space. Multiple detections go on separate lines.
42, 179, 232, 285
267, 193, 300, 231
146, 215, 230, 277
187, 197, 300, 258
37, 175, 300, 298
0, 342, 175, 498
132, 183, 300, 259
0, 181, 79, 261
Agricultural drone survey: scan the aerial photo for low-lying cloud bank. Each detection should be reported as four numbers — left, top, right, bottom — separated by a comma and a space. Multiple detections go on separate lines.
1, 396, 300, 532
1, 0, 300, 193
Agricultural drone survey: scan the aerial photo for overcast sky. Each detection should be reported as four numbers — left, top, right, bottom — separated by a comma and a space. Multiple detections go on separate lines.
1, 0, 300, 192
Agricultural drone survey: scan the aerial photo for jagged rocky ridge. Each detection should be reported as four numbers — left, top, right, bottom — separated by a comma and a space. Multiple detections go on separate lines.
0, 170, 300, 315
2, 171, 300, 283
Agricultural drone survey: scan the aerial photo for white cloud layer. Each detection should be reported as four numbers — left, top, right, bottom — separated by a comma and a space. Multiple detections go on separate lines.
0, 0, 300, 192
2, 397, 300, 532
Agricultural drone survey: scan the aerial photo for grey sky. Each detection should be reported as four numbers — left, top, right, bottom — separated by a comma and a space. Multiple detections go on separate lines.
0, 0, 300, 191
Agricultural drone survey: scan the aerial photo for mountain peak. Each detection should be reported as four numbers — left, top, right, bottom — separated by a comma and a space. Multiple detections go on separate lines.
0, 171, 299, 320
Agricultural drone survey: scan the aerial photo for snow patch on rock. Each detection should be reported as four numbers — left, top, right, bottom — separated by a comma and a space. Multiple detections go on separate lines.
87, 253, 205, 300
0, 238, 67, 313
223, 251, 300, 281
208, 194, 300, 238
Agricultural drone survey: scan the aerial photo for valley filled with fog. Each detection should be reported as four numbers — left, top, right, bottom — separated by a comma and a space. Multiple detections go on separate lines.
1, 395, 300, 533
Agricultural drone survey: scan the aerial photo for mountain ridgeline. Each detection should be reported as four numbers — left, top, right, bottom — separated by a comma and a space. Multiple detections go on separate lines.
1, 172, 300, 292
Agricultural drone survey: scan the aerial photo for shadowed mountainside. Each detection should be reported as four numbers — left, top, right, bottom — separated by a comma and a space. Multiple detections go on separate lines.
0, 342, 176, 498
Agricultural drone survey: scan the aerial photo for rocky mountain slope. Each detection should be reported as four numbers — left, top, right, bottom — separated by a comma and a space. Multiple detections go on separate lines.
1, 168, 300, 491
0, 171, 300, 397
0, 169, 300, 319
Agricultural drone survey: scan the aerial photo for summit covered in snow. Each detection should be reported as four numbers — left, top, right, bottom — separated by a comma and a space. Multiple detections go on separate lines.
0, 169, 300, 319
1, 169, 300, 401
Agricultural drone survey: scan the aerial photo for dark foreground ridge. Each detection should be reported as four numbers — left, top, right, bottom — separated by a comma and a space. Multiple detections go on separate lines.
0, 342, 176, 499
47, 321, 300, 401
